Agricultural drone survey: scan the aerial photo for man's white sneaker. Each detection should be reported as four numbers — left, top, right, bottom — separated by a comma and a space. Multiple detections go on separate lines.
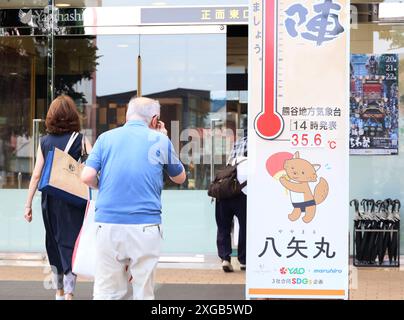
55, 294, 65, 300
222, 260, 234, 273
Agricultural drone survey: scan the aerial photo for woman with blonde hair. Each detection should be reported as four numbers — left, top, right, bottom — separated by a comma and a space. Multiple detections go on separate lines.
24, 95, 92, 300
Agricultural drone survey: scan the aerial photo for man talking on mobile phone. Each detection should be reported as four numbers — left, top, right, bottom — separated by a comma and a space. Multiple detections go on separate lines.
81, 97, 186, 300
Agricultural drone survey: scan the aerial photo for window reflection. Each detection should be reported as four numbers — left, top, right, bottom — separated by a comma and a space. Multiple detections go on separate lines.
54, 33, 226, 190
0, 37, 47, 189
350, 18, 404, 257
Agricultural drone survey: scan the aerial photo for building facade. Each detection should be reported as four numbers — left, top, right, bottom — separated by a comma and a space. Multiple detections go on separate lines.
0, 1, 403, 261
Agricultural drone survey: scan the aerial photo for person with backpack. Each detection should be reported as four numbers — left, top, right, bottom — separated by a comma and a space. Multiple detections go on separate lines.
210, 129, 247, 272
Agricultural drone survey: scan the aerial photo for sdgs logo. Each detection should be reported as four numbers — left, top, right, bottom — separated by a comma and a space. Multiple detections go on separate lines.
280, 267, 305, 275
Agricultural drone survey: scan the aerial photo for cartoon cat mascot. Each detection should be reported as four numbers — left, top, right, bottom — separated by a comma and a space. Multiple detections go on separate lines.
279, 152, 329, 223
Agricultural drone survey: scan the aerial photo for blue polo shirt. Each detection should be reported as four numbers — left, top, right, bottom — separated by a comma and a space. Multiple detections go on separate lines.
85, 120, 184, 225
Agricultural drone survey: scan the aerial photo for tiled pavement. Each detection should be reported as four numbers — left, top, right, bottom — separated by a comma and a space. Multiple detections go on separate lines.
0, 263, 403, 300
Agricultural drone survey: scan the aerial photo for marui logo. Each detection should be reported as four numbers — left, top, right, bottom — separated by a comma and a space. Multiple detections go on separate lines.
280, 267, 305, 275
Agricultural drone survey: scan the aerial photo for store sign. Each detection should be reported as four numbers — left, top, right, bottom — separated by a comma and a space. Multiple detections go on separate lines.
350, 54, 399, 155
0, 6, 248, 29
0, 5, 365, 29
0, 8, 84, 26
246, 0, 350, 299
141, 6, 248, 25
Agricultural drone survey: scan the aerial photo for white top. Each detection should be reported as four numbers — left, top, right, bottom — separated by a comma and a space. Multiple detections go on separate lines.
290, 190, 305, 203
289, 182, 316, 203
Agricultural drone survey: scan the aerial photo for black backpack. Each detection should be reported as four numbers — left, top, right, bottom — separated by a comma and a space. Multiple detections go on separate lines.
208, 160, 247, 201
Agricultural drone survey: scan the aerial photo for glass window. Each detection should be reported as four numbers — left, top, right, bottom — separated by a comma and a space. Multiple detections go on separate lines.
141, 33, 226, 190
54, 35, 137, 142
0, 37, 47, 189
350, 1, 404, 254
53, 32, 227, 191
51, 31, 227, 255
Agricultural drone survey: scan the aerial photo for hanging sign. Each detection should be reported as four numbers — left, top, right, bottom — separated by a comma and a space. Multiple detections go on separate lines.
246, 0, 350, 300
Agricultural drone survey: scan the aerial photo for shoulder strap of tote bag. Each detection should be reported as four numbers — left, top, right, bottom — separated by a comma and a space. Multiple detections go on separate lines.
64, 132, 80, 153
81, 134, 88, 157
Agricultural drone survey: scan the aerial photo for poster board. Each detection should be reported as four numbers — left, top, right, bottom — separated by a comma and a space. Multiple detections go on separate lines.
246, 0, 350, 300
350, 54, 399, 155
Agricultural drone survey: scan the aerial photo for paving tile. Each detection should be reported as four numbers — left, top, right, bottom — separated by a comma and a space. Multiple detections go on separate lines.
0, 265, 403, 299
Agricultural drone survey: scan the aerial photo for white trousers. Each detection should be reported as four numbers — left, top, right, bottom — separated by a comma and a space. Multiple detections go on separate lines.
93, 223, 162, 300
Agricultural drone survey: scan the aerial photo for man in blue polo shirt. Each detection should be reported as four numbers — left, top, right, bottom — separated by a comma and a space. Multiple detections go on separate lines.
81, 97, 185, 300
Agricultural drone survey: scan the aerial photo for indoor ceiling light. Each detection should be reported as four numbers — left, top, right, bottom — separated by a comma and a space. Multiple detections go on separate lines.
9, 73, 18, 76
117, 44, 129, 48
152, 2, 167, 6
57, 3, 72, 7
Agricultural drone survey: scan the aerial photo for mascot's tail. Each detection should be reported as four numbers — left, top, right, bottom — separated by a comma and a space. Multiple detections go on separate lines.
314, 177, 329, 205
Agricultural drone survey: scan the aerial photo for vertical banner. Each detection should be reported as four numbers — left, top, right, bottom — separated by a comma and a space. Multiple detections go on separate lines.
247, 0, 350, 299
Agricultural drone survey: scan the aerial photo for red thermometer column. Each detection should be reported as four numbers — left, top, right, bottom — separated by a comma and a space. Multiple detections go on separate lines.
254, 0, 284, 140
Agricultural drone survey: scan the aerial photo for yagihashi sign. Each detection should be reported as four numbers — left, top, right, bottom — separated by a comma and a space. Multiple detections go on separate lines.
247, 0, 350, 299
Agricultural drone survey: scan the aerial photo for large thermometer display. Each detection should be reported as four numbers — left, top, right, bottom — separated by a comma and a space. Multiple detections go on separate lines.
254, 0, 284, 140
247, 0, 350, 300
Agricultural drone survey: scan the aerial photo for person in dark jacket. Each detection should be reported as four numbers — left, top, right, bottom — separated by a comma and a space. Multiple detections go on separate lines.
215, 128, 248, 272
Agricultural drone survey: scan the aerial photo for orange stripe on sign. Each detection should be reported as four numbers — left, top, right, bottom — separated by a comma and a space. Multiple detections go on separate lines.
249, 289, 345, 296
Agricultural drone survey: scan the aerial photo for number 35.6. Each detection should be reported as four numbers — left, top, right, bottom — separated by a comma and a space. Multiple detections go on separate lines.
291, 133, 322, 147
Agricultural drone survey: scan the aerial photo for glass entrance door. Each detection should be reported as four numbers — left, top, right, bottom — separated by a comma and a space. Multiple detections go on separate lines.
0, 3, 239, 257
141, 32, 227, 254
52, 27, 228, 255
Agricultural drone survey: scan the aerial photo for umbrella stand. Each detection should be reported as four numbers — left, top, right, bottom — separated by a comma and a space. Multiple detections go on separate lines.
352, 198, 400, 268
